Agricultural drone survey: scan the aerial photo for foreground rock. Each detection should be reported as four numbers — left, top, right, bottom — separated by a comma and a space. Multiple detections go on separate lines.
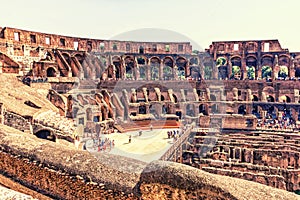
0, 124, 298, 199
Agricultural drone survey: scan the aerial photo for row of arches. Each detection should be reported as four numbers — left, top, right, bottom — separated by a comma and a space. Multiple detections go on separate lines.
215, 54, 291, 80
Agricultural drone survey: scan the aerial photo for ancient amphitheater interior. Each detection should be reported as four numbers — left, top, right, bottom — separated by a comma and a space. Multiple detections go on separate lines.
0, 26, 300, 199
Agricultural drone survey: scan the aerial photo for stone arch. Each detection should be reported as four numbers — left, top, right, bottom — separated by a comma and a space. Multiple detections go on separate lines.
199, 104, 208, 115
277, 55, 290, 79
203, 59, 214, 80
176, 57, 187, 79
261, 55, 273, 79
267, 95, 275, 102
252, 95, 259, 101
35, 129, 56, 142
163, 56, 174, 80
210, 94, 217, 101
190, 57, 199, 65
246, 56, 257, 80
186, 104, 195, 116
112, 56, 122, 79
279, 95, 291, 103
124, 56, 135, 80
216, 57, 228, 80
46, 67, 57, 77
230, 56, 242, 80
238, 105, 246, 115
150, 57, 161, 80
190, 66, 201, 80
139, 105, 147, 114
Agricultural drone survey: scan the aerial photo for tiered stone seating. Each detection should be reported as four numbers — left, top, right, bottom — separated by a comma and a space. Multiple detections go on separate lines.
35, 110, 76, 136
181, 130, 300, 191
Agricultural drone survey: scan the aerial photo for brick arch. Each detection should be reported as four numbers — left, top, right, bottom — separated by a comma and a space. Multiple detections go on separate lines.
149, 56, 161, 64
162, 56, 174, 66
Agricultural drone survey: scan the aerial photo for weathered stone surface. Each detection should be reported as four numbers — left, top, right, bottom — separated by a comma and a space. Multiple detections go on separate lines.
0, 124, 299, 199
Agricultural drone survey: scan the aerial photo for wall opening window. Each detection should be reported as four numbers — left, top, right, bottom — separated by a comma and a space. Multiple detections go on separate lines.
218, 44, 225, 51
14, 32, 20, 41
30, 34, 36, 43
178, 44, 183, 52
153, 44, 157, 52
113, 43, 118, 50
264, 43, 269, 52
126, 43, 130, 51
45, 36, 50, 45
139, 46, 144, 54
100, 42, 105, 50
234, 43, 239, 51
74, 41, 79, 50
60, 38, 66, 46
87, 41, 92, 51
165, 44, 170, 52
248, 43, 254, 51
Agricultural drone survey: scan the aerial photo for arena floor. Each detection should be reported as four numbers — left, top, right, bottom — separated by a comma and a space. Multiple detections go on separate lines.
86, 129, 178, 163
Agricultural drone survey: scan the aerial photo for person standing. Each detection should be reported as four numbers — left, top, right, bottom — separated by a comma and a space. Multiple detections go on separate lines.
129, 135, 132, 143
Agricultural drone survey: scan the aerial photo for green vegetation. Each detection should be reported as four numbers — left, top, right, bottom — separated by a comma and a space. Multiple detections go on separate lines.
247, 66, 255, 79
216, 57, 227, 66
262, 65, 272, 79
278, 65, 288, 78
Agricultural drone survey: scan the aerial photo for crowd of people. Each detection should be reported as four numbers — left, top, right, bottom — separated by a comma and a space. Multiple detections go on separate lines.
256, 111, 298, 131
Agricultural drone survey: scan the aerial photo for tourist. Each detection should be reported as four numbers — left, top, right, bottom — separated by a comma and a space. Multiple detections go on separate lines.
129, 135, 132, 143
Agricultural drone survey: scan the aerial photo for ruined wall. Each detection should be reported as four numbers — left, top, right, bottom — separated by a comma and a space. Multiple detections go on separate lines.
0, 125, 298, 200
3, 111, 31, 133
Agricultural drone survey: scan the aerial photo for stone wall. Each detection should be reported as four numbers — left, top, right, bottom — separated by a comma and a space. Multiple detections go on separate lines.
3, 111, 32, 133
0, 125, 298, 200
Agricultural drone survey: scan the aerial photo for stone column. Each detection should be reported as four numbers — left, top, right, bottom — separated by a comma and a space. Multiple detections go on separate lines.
228, 58, 232, 79
173, 65, 178, 80
241, 58, 247, 80
159, 62, 163, 80
0, 61, 2, 73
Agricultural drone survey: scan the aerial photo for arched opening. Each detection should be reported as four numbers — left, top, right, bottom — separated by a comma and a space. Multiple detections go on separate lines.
137, 57, 146, 65
35, 130, 55, 142
278, 65, 288, 79
216, 57, 228, 80
175, 111, 182, 119
172, 94, 178, 103
203, 62, 213, 80
238, 105, 246, 115
190, 66, 201, 80
211, 104, 219, 114
160, 95, 165, 101
86, 107, 92, 121
162, 105, 168, 114
186, 104, 195, 116
150, 57, 160, 80
139, 105, 147, 114
246, 56, 257, 80
190, 57, 198, 65
261, 56, 273, 80
279, 95, 291, 103
163, 57, 174, 80
46, 67, 56, 77
139, 46, 144, 54
112, 56, 121, 77
176, 57, 187, 79
210, 94, 217, 101
252, 105, 261, 118
231, 57, 242, 80
252, 95, 259, 101
278, 56, 289, 79
139, 66, 146, 80
149, 105, 158, 118
199, 104, 208, 115
267, 95, 275, 102
125, 56, 135, 80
